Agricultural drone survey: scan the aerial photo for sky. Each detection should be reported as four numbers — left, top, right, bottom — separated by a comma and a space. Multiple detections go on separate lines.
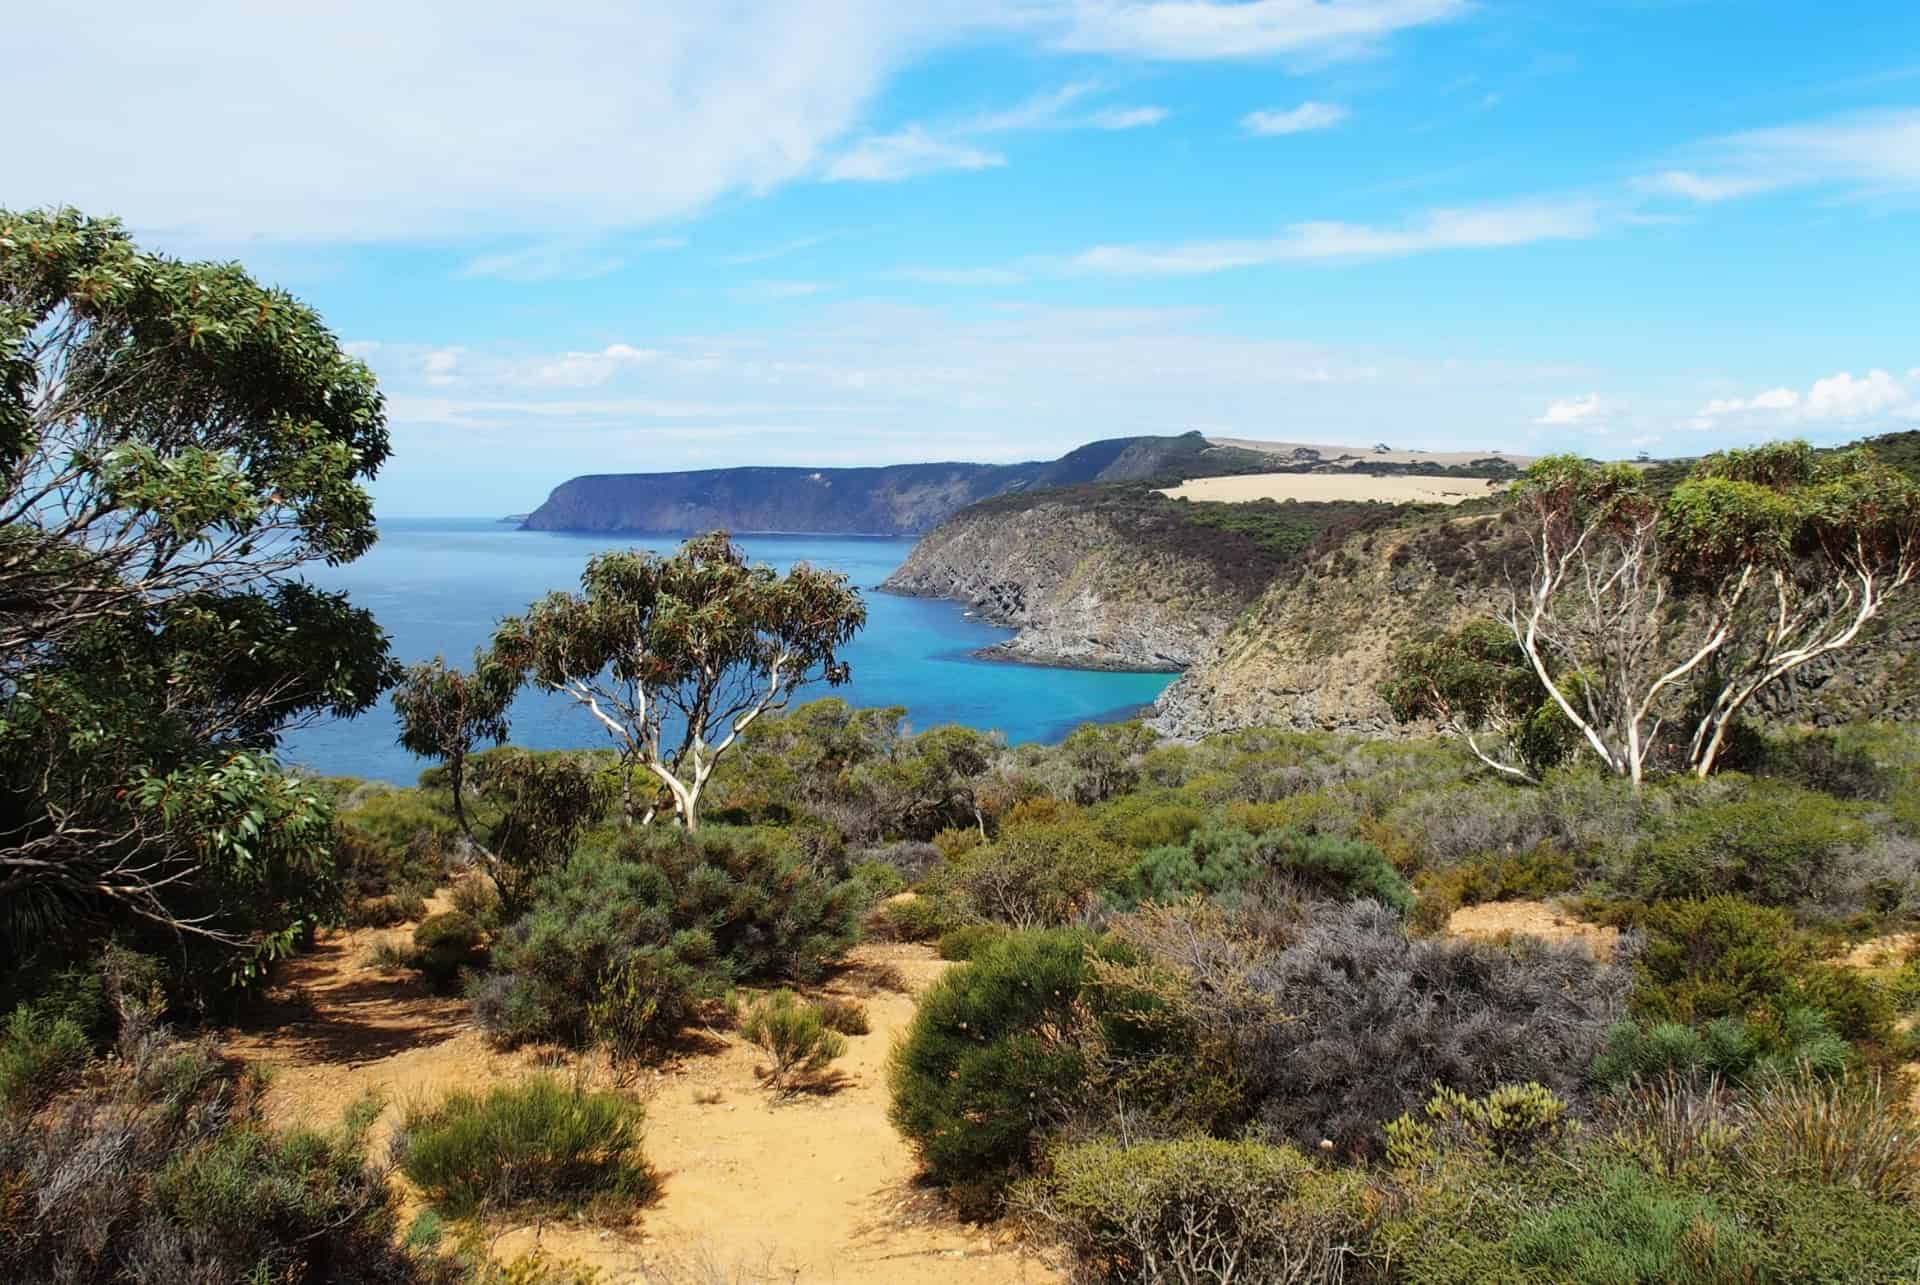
8, 0, 1920, 515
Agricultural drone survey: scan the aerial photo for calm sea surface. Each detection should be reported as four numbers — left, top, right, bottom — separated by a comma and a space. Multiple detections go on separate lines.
280, 519, 1175, 784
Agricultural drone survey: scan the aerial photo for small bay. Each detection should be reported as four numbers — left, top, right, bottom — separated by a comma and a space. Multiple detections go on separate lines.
280, 518, 1174, 784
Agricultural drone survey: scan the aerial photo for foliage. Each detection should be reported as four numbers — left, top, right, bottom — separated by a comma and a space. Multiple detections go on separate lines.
889, 931, 1115, 1214
396, 1076, 655, 1219
0, 1029, 440, 1283
1592, 1009, 1849, 1086
1737, 1070, 1920, 1203
934, 807, 1129, 928
0, 207, 397, 981
1020, 1137, 1371, 1285
937, 923, 1007, 961
1383, 617, 1577, 782
489, 532, 866, 830
1060, 719, 1157, 805
1629, 897, 1890, 1041
1239, 900, 1625, 1154
864, 893, 964, 942
413, 911, 488, 986
1114, 824, 1413, 914
739, 990, 848, 1091
0, 1005, 91, 1110
1630, 780, 1869, 906
474, 829, 859, 1057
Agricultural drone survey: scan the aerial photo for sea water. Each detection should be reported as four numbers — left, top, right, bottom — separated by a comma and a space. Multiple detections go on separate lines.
279, 518, 1175, 784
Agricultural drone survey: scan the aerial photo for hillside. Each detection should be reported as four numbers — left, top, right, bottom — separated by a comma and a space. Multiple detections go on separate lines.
880, 484, 1404, 670
519, 431, 1273, 535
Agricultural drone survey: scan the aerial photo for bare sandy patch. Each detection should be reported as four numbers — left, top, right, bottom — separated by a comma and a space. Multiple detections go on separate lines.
1158, 471, 1504, 506
1447, 900, 1620, 960
225, 924, 1057, 1284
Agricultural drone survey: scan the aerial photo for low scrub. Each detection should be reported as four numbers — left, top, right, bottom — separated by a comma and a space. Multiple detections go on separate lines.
740, 990, 848, 1092
1114, 824, 1413, 914
396, 1076, 655, 1219
1630, 780, 1869, 907
1020, 1136, 1371, 1285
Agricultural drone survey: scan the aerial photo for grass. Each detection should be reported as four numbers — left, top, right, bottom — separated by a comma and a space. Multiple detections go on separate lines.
397, 1076, 656, 1219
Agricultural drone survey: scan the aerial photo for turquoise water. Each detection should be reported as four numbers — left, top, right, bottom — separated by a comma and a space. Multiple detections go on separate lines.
280, 519, 1174, 784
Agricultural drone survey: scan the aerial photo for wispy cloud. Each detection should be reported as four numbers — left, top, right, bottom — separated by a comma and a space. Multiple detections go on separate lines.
1242, 101, 1348, 135
1068, 199, 1606, 276
719, 234, 836, 265
531, 343, 662, 388
1052, 0, 1466, 61
825, 129, 1007, 182
456, 236, 683, 282
754, 280, 829, 298
898, 266, 1029, 287
1643, 109, 1920, 204
824, 81, 1166, 182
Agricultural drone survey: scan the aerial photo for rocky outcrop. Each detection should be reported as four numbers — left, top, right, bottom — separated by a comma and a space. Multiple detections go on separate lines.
521, 432, 1268, 535
880, 492, 1279, 672
1149, 513, 1920, 739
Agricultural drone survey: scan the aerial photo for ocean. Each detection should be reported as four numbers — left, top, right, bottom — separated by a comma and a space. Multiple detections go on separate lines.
279, 518, 1175, 784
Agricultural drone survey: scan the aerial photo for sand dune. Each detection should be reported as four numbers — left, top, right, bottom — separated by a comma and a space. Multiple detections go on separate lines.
1159, 471, 1505, 505
1206, 436, 1534, 470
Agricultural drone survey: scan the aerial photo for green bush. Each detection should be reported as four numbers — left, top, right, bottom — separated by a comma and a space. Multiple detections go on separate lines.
1631, 897, 1890, 1042
1631, 781, 1869, 906
935, 812, 1130, 928
1592, 1009, 1849, 1086
0, 1007, 91, 1110
473, 829, 860, 1057
1091, 789, 1206, 850
1503, 1165, 1765, 1282
1024, 1137, 1370, 1285
1114, 824, 1413, 913
1410, 844, 1578, 933
413, 911, 488, 985
848, 859, 907, 905
1, 1035, 439, 1284
740, 990, 847, 1091
815, 996, 870, 1035
397, 1076, 654, 1218
889, 931, 1109, 1213
936, 922, 1007, 961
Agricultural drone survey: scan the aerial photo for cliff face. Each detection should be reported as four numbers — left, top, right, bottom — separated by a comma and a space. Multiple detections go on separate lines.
880, 492, 1279, 672
520, 432, 1268, 535
1149, 514, 1920, 738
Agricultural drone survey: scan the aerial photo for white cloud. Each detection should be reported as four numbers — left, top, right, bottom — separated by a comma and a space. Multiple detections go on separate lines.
720, 234, 836, 266
422, 347, 463, 387
1806, 369, 1906, 421
823, 81, 1166, 182
1070, 199, 1605, 276
1242, 101, 1348, 135
1536, 393, 1602, 425
1086, 106, 1170, 129
824, 128, 1007, 182
1053, 0, 1466, 61
531, 343, 661, 388
1688, 369, 1911, 429
456, 236, 683, 283
1644, 109, 1920, 206
4, 0, 956, 242
898, 267, 1029, 286
755, 280, 829, 298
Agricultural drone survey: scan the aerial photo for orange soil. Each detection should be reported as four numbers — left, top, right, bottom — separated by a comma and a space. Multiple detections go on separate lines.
223, 919, 1058, 1284
1445, 899, 1620, 960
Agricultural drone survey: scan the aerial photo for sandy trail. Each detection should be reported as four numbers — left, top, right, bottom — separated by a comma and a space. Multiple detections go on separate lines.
224, 925, 1057, 1284
1158, 472, 1503, 505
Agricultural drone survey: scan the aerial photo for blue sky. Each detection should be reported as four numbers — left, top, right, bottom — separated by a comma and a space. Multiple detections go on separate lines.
10, 1, 1920, 515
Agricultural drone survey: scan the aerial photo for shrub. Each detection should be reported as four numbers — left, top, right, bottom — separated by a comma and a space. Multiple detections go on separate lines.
0, 1006, 92, 1110
336, 818, 444, 927
936, 811, 1129, 928
815, 996, 870, 1036
739, 990, 847, 1091
1020, 1137, 1371, 1285
864, 893, 963, 943
1736, 1070, 1920, 1203
1502, 1165, 1764, 1283
1114, 825, 1412, 914
1417, 1082, 1573, 1160
1592, 1009, 1848, 1086
1239, 900, 1626, 1154
1630, 897, 1890, 1042
396, 1076, 655, 1219
1410, 844, 1578, 933
0, 1033, 439, 1284
847, 859, 907, 905
936, 923, 1007, 961
413, 911, 488, 986
889, 931, 1106, 1213
475, 829, 860, 1057
1631, 781, 1870, 907
1091, 789, 1206, 851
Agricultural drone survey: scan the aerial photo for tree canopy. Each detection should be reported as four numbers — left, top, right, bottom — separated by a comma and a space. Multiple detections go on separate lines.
0, 209, 395, 985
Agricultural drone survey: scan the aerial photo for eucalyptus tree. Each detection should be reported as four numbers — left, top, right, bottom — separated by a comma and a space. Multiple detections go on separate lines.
490, 532, 866, 831
0, 209, 396, 979
1488, 443, 1919, 786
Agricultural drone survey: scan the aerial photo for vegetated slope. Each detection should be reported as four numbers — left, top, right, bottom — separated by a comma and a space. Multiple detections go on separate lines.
1150, 502, 1920, 740
520, 431, 1272, 535
880, 483, 1407, 671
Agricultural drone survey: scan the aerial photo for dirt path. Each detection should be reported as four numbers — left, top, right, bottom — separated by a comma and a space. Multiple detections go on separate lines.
225, 926, 1057, 1284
